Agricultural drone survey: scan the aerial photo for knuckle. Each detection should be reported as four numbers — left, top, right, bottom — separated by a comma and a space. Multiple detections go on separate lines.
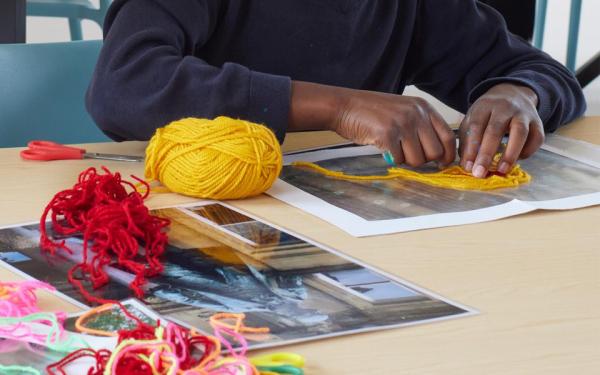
522, 137, 544, 159
382, 128, 398, 143
538, 130, 546, 144
392, 152, 405, 164
445, 152, 457, 164
461, 139, 479, 155
520, 149, 535, 159
406, 158, 424, 168
534, 126, 546, 144
430, 149, 444, 161
475, 97, 492, 106
512, 121, 528, 132
408, 98, 429, 118
440, 130, 455, 144
411, 96, 428, 108
502, 153, 518, 164
475, 154, 493, 166
528, 127, 545, 147
488, 122, 507, 137
371, 126, 386, 140
489, 96, 513, 109
397, 119, 413, 132
374, 124, 395, 140
499, 97, 513, 108
465, 121, 482, 134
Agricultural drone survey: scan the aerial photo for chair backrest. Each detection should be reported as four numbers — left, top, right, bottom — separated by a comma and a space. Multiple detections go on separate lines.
0, 40, 109, 148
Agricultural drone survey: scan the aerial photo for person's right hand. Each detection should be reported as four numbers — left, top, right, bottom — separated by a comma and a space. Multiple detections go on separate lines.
288, 81, 456, 167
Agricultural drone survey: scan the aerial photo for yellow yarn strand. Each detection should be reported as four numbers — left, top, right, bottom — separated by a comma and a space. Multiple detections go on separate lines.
145, 117, 282, 199
291, 161, 531, 191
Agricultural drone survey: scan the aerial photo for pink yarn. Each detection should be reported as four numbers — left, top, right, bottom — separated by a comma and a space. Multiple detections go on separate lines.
0, 281, 75, 351
0, 280, 55, 317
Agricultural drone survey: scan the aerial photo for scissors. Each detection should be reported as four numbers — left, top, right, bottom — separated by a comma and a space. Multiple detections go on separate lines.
20, 140, 143, 162
250, 352, 305, 375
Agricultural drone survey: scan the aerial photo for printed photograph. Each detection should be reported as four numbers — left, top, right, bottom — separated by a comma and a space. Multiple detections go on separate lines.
0, 203, 471, 349
64, 299, 160, 335
279, 148, 600, 221
0, 339, 65, 371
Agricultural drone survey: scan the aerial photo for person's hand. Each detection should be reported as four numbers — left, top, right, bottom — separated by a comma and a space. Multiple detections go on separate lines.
459, 83, 543, 178
331, 91, 456, 167
289, 81, 456, 167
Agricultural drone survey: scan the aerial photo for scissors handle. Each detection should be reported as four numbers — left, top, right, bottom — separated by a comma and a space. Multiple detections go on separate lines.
27, 140, 83, 152
20, 140, 85, 161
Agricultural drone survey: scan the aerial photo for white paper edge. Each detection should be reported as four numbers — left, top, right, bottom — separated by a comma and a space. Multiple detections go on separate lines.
542, 134, 600, 169
189, 201, 477, 313
170, 201, 478, 350
0, 202, 478, 353
0, 257, 89, 310
269, 139, 600, 237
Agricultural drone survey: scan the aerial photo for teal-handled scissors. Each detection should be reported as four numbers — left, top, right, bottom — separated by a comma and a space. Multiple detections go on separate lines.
20, 140, 143, 162
250, 352, 305, 375
382, 128, 460, 166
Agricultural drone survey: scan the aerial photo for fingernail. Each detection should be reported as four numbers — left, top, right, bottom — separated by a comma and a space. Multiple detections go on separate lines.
465, 161, 474, 172
498, 162, 510, 174
473, 165, 486, 178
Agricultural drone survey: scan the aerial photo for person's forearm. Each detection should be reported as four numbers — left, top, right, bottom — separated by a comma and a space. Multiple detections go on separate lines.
88, 0, 292, 142
288, 81, 342, 132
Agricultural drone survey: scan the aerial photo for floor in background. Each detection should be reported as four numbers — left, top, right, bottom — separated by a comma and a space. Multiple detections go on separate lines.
26, 0, 599, 116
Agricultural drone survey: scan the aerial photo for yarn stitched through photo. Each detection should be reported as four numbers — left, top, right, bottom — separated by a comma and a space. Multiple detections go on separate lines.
291, 156, 531, 191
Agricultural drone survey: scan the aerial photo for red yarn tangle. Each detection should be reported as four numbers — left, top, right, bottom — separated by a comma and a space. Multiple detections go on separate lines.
117, 320, 158, 342
47, 348, 111, 375
39, 167, 170, 305
47, 323, 220, 374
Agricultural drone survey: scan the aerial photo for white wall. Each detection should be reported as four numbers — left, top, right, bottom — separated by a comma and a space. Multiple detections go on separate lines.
26, 0, 599, 118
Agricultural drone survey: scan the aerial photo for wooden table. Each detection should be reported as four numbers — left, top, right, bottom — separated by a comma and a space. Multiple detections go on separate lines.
1, 117, 599, 374
0, 0, 26, 43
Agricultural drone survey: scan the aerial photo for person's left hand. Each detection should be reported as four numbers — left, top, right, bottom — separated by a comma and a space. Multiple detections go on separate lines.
459, 83, 543, 178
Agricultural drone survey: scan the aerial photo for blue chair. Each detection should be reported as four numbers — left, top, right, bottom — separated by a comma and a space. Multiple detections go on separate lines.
27, 0, 110, 41
0, 40, 110, 148
533, 0, 582, 71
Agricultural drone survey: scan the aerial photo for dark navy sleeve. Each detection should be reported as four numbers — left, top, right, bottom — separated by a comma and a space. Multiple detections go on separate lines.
86, 0, 291, 142
405, 0, 586, 132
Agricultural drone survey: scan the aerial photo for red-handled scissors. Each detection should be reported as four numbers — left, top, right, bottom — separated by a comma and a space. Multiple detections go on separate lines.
20, 140, 143, 162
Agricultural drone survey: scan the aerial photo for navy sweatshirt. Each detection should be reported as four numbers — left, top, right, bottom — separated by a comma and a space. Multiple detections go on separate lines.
86, 0, 586, 143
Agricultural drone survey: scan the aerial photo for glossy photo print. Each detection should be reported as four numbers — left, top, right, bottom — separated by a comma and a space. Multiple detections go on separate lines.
0, 203, 473, 349
271, 139, 600, 236
0, 339, 65, 371
63, 299, 160, 335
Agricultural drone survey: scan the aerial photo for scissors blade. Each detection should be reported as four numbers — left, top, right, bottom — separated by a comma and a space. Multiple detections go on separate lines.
83, 153, 144, 162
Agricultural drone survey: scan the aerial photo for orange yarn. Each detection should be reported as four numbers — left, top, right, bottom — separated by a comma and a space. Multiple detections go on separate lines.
209, 312, 270, 335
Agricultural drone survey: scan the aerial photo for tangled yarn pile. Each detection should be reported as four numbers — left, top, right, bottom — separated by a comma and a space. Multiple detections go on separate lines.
39, 167, 170, 304
0, 282, 277, 375
0, 281, 82, 354
49, 312, 261, 375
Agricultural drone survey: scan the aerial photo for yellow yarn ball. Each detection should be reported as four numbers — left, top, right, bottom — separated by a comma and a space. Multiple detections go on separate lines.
144, 116, 283, 199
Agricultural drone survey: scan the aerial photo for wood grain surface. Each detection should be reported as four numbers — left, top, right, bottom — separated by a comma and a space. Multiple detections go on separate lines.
0, 117, 598, 374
